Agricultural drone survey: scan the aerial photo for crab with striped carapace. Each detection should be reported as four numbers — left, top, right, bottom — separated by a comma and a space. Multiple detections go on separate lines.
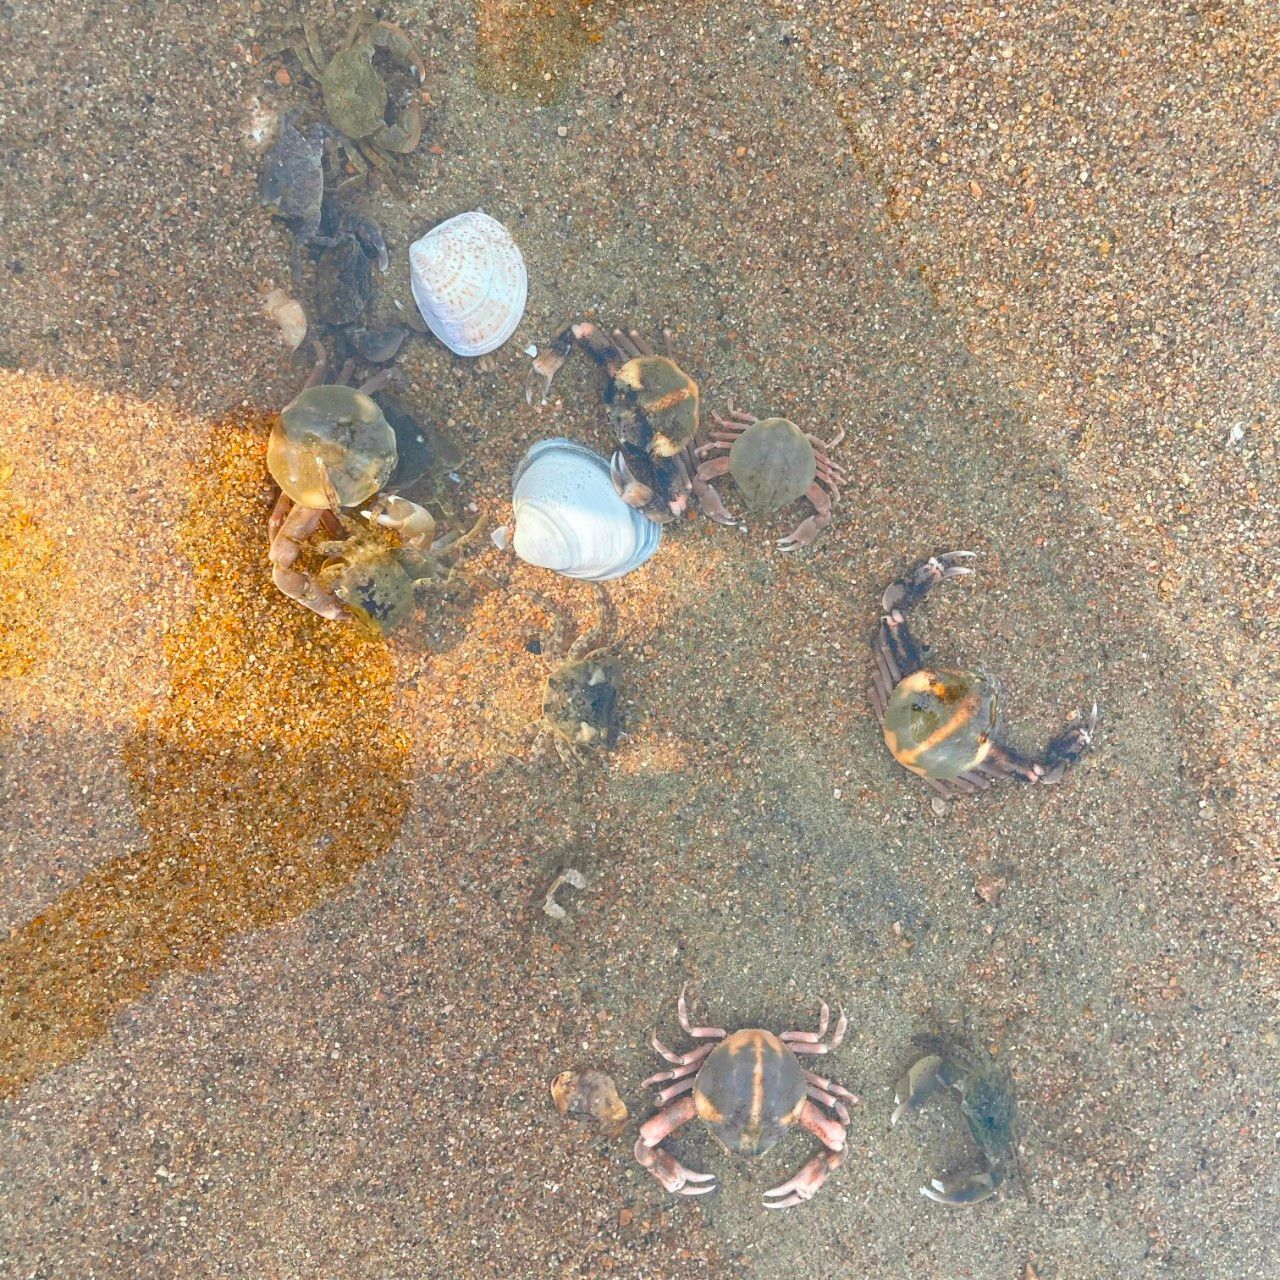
634, 986, 857, 1208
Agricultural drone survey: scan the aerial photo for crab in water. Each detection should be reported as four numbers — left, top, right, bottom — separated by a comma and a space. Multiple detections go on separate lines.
891, 1047, 1016, 1206
526, 324, 736, 528
695, 400, 847, 551
635, 985, 857, 1208
527, 584, 623, 767
259, 111, 329, 285
271, 12, 426, 184
266, 343, 480, 632
868, 551, 1098, 799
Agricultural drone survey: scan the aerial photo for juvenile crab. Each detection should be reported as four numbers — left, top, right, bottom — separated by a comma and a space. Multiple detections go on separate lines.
526, 324, 736, 528
868, 551, 1098, 799
527, 584, 623, 767
272, 12, 426, 183
891, 1047, 1016, 1206
635, 985, 857, 1209
695, 400, 847, 551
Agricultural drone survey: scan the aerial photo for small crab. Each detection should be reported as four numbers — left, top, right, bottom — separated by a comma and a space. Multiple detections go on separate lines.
526, 324, 736, 528
868, 551, 1098, 799
259, 111, 328, 284
635, 985, 857, 1209
891, 1047, 1016, 1206
526, 584, 623, 767
695, 400, 847, 551
272, 12, 426, 184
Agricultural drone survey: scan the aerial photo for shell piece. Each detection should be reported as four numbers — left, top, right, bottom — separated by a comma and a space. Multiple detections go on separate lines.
551, 1069, 628, 1137
728, 417, 815, 511
510, 439, 661, 582
268, 385, 397, 508
884, 669, 998, 780
263, 288, 308, 351
409, 211, 527, 357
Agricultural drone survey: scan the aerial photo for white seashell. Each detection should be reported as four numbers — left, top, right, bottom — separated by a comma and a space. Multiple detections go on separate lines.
511, 439, 662, 582
263, 288, 307, 351
409, 211, 527, 357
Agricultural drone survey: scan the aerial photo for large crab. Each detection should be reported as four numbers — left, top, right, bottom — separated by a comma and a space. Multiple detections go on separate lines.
695, 400, 846, 551
526, 584, 623, 768
259, 111, 328, 284
267, 344, 480, 633
868, 551, 1098, 799
271, 12, 426, 184
526, 324, 737, 528
891, 1047, 1016, 1206
635, 985, 857, 1209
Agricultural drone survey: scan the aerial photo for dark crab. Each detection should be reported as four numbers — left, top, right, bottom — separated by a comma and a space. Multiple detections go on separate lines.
868, 552, 1098, 799
635, 985, 857, 1208
527, 584, 623, 768
525, 324, 736, 528
891, 1048, 1016, 1206
259, 111, 329, 284
696, 400, 847, 551
271, 12, 426, 184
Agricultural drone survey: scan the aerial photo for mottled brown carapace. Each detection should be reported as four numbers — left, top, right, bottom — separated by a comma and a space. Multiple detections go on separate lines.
0, 417, 409, 1097
694, 1028, 807, 1155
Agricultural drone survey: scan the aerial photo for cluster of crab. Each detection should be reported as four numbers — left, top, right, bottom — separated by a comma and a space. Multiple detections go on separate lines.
556, 985, 1017, 1211
258, 14, 428, 362
528, 324, 846, 551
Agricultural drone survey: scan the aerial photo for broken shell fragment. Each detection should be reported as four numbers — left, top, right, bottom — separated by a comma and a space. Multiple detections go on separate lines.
263, 288, 308, 351
510, 438, 661, 582
409, 210, 527, 357
551, 1069, 628, 1137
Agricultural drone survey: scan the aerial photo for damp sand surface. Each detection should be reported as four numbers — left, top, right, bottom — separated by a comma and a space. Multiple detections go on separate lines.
0, 3, 1277, 1278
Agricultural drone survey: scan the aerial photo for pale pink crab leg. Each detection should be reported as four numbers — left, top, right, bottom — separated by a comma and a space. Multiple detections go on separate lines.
762, 1101, 848, 1209
780, 1000, 831, 1044
678, 983, 727, 1039
783, 1005, 848, 1055
645, 1036, 717, 1074
807, 426, 846, 453
634, 1095, 717, 1196
654, 1076, 697, 1104
804, 1068, 859, 1106
806, 1084, 851, 1124
777, 483, 834, 552
268, 489, 294, 543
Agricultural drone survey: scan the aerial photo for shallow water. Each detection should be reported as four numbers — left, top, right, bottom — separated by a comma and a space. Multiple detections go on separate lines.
0, 2, 1275, 1278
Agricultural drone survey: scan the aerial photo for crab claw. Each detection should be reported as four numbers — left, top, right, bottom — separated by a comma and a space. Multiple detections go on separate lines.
891, 1054, 945, 1127
1039, 701, 1099, 783
763, 1148, 846, 1209
920, 1164, 1003, 1206
525, 347, 568, 406
881, 550, 977, 612
633, 1139, 716, 1195
610, 450, 657, 511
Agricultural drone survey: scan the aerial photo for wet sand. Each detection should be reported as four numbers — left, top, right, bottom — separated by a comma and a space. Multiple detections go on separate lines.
1, 2, 1276, 1278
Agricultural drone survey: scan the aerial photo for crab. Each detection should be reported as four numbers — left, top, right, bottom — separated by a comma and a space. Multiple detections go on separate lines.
868, 551, 1098, 799
271, 12, 426, 184
891, 1047, 1016, 1206
695, 400, 847, 551
525, 324, 737, 528
259, 111, 328, 285
635, 985, 857, 1209
527, 583, 624, 767
267, 343, 481, 630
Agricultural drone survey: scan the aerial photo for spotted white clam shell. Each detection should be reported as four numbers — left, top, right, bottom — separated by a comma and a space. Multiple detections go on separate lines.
408, 211, 527, 357
510, 439, 662, 582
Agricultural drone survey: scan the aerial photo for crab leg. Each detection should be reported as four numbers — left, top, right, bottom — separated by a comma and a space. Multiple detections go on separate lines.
684, 445, 738, 525
268, 503, 347, 622
762, 1101, 848, 1208
678, 983, 727, 1039
881, 549, 978, 613
634, 1095, 716, 1196
648, 1035, 719, 1069
806, 1084, 851, 1124
804, 1068, 859, 1106
782, 1005, 847, 1055
777, 482, 835, 552
653, 1076, 698, 1104
780, 1000, 830, 1043
565, 583, 613, 660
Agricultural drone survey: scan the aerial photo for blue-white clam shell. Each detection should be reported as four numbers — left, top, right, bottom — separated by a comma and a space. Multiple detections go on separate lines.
510, 439, 662, 582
